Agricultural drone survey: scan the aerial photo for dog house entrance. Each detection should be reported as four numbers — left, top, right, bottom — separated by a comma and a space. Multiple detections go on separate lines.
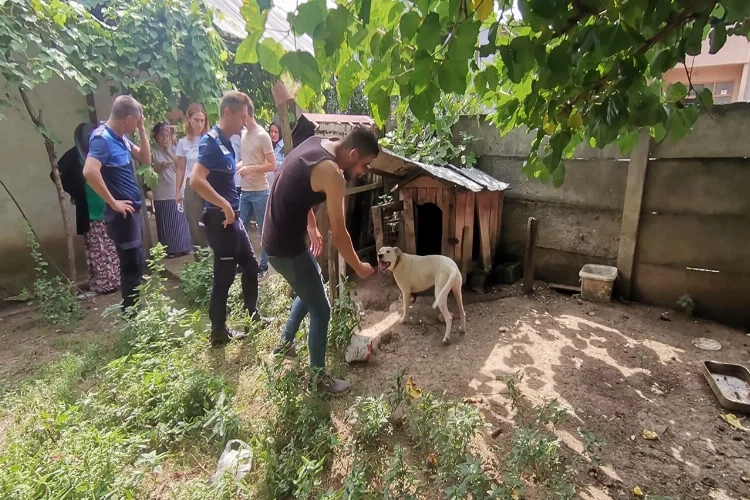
416, 202, 442, 256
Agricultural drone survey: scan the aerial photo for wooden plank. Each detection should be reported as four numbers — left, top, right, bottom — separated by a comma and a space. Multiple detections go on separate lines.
444, 189, 456, 261
346, 180, 384, 196
402, 176, 446, 189
488, 192, 499, 260
496, 192, 504, 259
460, 226, 471, 284
417, 187, 428, 205
454, 191, 467, 266
438, 190, 449, 257
460, 192, 476, 280
477, 193, 493, 273
380, 200, 404, 216
523, 217, 539, 293
327, 229, 338, 301
371, 206, 385, 252
402, 197, 417, 254
276, 98, 294, 155
616, 131, 651, 299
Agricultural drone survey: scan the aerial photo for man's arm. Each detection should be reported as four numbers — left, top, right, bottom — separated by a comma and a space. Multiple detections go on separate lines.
175, 155, 186, 203
128, 122, 151, 165
189, 163, 235, 226
238, 152, 275, 176
83, 157, 134, 216
312, 161, 372, 278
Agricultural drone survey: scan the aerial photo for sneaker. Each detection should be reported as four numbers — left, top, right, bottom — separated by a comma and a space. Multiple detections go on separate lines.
258, 268, 269, 281
271, 341, 298, 359
311, 372, 351, 394
210, 328, 247, 348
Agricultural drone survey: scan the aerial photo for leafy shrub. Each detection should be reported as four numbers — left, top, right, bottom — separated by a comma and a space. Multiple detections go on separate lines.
19, 222, 81, 326
178, 246, 213, 309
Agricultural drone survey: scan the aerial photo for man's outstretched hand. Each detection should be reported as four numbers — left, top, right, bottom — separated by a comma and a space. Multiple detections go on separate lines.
355, 261, 374, 279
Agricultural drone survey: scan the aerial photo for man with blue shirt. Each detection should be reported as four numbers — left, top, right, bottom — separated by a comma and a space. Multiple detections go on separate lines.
83, 95, 151, 315
189, 90, 264, 347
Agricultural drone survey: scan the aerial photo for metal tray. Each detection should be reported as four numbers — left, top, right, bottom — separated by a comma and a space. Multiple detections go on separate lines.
703, 361, 750, 413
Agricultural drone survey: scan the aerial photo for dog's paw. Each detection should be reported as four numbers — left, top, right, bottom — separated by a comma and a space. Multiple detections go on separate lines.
442, 338, 451, 346
458, 326, 466, 335
398, 316, 407, 324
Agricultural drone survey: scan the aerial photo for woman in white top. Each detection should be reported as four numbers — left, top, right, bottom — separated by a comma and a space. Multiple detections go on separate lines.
151, 122, 192, 257
175, 102, 209, 249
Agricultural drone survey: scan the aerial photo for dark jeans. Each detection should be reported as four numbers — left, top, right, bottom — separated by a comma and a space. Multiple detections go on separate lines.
268, 250, 330, 369
104, 208, 144, 312
202, 209, 260, 333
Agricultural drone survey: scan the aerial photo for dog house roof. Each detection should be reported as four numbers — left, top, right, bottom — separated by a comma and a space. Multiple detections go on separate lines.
369, 148, 509, 192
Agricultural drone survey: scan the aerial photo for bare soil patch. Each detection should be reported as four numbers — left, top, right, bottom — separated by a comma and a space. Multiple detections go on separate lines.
348, 278, 750, 500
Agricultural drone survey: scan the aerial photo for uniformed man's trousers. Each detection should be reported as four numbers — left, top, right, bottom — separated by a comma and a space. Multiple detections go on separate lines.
104, 209, 144, 313
202, 209, 260, 334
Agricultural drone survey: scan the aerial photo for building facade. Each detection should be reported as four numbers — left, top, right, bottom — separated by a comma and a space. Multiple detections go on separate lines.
664, 35, 750, 104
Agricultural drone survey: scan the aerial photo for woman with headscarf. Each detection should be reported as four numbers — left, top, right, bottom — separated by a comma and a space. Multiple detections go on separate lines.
268, 119, 285, 187
151, 122, 192, 257
56, 123, 120, 293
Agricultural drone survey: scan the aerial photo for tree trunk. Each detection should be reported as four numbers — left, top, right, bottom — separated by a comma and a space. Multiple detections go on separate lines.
19, 88, 77, 284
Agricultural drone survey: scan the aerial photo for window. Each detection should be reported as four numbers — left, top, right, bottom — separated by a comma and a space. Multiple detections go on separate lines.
686, 81, 734, 104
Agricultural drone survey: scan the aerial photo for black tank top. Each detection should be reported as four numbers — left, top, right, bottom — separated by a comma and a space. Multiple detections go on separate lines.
262, 136, 335, 257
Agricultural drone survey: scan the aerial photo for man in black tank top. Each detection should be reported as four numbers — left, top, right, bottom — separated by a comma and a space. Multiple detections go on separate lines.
263, 127, 379, 393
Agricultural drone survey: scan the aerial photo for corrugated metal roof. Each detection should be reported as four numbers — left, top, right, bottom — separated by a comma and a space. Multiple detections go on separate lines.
370, 148, 509, 192
208, 0, 315, 54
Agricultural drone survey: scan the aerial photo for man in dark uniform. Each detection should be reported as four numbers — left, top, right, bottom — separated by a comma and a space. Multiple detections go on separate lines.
189, 90, 264, 347
83, 95, 151, 314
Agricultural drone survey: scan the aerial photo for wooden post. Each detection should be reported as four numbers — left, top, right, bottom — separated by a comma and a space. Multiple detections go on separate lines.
328, 229, 338, 301
523, 217, 539, 294
402, 197, 417, 254
616, 130, 651, 299
272, 81, 294, 155
371, 205, 384, 251
338, 252, 346, 298
461, 226, 472, 284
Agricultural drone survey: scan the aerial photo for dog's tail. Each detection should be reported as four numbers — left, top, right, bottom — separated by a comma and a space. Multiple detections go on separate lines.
432, 268, 459, 309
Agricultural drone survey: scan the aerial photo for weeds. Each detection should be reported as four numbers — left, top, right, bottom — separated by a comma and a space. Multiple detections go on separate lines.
0, 246, 238, 498
328, 278, 361, 374
178, 246, 212, 309
19, 222, 81, 326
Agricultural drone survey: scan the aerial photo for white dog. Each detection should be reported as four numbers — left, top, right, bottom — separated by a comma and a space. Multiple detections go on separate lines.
377, 246, 466, 345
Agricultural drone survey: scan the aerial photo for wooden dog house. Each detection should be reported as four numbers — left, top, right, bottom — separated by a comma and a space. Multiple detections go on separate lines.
369, 149, 509, 282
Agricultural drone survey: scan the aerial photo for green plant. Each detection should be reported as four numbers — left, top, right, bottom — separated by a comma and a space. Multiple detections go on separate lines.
328, 278, 361, 374
19, 222, 82, 326
407, 391, 482, 482
677, 294, 695, 316
381, 94, 478, 168
0, 246, 239, 497
238, 0, 750, 186
178, 246, 213, 309
382, 445, 420, 500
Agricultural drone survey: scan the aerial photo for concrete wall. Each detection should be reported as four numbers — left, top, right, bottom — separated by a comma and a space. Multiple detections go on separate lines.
455, 103, 750, 328
0, 77, 115, 297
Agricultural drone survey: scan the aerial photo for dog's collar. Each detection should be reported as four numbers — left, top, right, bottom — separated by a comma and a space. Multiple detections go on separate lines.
390, 254, 402, 272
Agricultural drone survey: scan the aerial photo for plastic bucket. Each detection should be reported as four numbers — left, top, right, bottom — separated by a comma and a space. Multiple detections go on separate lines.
579, 264, 617, 302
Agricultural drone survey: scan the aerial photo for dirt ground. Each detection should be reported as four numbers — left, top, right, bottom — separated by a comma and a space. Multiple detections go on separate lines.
3, 268, 750, 499
349, 273, 750, 500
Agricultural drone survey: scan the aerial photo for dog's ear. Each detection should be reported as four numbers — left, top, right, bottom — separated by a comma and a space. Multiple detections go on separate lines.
394, 247, 402, 255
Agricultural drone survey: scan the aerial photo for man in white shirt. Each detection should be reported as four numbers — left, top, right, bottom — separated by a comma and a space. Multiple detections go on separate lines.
237, 99, 275, 280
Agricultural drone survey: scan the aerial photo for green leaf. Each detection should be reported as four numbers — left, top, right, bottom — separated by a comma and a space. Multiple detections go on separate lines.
709, 23, 727, 54
400, 11, 420, 42
235, 33, 261, 64
257, 37, 284, 75
409, 91, 435, 122
369, 87, 391, 126
296, 84, 317, 110
337, 60, 363, 106
280, 51, 322, 88
358, 0, 372, 24
667, 105, 700, 140
438, 60, 468, 94
323, 7, 351, 56
665, 82, 687, 103
416, 13, 443, 52
291, 0, 327, 36
255, 0, 271, 11
697, 87, 714, 109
